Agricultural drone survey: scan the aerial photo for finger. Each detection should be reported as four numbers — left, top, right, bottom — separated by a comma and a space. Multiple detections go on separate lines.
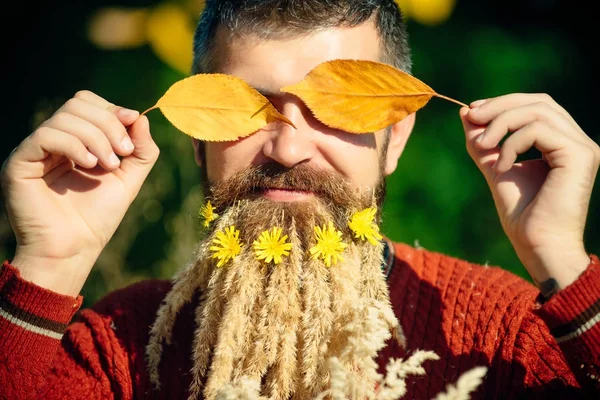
57, 97, 135, 156
468, 93, 583, 133
73, 90, 112, 108
495, 121, 572, 173
112, 107, 141, 128
41, 112, 121, 171
472, 102, 580, 150
73, 90, 140, 127
460, 107, 500, 184
118, 116, 160, 196
9, 127, 98, 179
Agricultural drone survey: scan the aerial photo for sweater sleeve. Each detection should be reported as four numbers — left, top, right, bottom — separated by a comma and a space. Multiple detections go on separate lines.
0, 261, 132, 400
510, 254, 600, 399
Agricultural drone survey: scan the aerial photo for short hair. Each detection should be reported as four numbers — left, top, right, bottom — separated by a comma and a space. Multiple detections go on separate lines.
192, 0, 412, 74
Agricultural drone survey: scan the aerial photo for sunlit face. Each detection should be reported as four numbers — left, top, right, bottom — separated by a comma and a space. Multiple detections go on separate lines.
196, 21, 414, 202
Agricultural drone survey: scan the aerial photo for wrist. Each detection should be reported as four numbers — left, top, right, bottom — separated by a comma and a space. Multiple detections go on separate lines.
11, 251, 97, 297
520, 245, 591, 291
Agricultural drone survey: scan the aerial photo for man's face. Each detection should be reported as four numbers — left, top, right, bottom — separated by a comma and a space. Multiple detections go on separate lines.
199, 21, 411, 202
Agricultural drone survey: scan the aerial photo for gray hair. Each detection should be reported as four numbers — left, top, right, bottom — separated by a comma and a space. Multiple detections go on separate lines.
192, 0, 412, 74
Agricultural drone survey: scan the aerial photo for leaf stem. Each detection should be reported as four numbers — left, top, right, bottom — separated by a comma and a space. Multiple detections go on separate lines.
141, 105, 158, 116
433, 94, 469, 108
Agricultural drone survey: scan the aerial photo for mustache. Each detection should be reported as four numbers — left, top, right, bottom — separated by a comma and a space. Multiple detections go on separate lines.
206, 162, 358, 210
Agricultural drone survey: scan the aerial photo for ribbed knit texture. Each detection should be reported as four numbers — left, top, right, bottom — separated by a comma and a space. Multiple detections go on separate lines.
1, 242, 599, 399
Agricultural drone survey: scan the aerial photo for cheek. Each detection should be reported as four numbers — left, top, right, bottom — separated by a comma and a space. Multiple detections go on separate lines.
307, 111, 377, 149
318, 131, 381, 186
205, 136, 267, 181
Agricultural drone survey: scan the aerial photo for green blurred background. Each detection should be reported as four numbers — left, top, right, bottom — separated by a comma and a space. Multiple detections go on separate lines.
2, 0, 598, 308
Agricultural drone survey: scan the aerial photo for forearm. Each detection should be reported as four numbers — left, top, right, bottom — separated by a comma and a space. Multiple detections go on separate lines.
0, 261, 82, 398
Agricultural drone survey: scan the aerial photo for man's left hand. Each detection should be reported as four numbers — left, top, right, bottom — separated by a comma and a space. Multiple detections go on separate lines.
460, 93, 600, 291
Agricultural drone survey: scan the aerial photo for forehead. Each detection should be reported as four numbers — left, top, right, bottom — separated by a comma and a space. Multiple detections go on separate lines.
213, 22, 382, 90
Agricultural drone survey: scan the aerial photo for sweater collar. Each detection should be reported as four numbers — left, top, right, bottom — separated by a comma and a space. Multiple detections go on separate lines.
382, 238, 395, 281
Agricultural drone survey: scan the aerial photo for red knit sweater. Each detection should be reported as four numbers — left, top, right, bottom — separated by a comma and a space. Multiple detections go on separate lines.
1, 242, 599, 399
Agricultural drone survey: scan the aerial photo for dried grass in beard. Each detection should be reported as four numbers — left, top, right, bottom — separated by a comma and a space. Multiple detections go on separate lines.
325, 242, 372, 392
296, 258, 333, 398
361, 241, 406, 349
201, 250, 264, 400
146, 256, 209, 387
189, 220, 258, 399
200, 202, 292, 400
188, 265, 228, 395
239, 269, 273, 380
231, 289, 265, 382
320, 298, 403, 400
232, 267, 278, 383
215, 377, 265, 400
254, 259, 286, 373
262, 220, 303, 400
317, 239, 404, 400
146, 207, 240, 388
360, 240, 386, 302
234, 204, 290, 381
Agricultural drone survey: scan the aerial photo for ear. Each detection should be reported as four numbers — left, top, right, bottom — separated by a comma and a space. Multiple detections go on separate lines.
191, 138, 204, 167
383, 112, 416, 176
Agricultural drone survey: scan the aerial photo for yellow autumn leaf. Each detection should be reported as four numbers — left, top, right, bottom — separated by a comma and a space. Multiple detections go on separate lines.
143, 74, 294, 142
281, 59, 467, 134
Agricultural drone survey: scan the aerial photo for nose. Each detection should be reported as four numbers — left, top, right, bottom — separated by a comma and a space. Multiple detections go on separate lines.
262, 97, 317, 168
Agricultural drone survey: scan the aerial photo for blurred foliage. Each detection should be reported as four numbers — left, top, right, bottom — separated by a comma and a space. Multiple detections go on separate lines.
2, 0, 599, 309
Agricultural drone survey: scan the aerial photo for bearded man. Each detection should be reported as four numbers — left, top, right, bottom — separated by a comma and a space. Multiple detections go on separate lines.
1, 1, 599, 399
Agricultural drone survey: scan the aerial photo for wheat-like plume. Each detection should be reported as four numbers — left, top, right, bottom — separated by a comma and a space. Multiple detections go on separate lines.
215, 377, 265, 400
263, 221, 303, 399
433, 366, 488, 400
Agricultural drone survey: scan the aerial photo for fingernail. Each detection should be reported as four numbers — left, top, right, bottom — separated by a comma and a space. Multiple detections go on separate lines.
469, 107, 480, 116
121, 136, 134, 152
476, 134, 485, 143
470, 99, 487, 108
118, 108, 139, 119
109, 153, 120, 166
87, 152, 98, 164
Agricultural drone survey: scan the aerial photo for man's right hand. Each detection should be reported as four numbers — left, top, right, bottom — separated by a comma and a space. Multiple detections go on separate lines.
0, 90, 160, 296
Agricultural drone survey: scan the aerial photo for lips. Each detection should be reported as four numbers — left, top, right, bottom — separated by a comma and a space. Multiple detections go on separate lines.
253, 183, 312, 193
258, 187, 315, 201
262, 188, 312, 194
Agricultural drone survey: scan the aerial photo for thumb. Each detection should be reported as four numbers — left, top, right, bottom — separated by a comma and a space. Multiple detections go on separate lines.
460, 106, 499, 185
119, 115, 160, 195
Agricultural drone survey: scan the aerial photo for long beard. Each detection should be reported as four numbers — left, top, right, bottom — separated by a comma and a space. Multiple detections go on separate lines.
145, 164, 402, 400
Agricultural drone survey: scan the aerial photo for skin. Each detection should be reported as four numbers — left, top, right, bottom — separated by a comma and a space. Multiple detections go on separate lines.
462, 97, 599, 290
195, 25, 412, 202
1, 21, 599, 297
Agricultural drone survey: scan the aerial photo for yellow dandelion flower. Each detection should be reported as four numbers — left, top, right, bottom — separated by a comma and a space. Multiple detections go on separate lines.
199, 200, 219, 227
348, 207, 383, 246
310, 221, 348, 267
253, 227, 293, 265
210, 226, 242, 268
